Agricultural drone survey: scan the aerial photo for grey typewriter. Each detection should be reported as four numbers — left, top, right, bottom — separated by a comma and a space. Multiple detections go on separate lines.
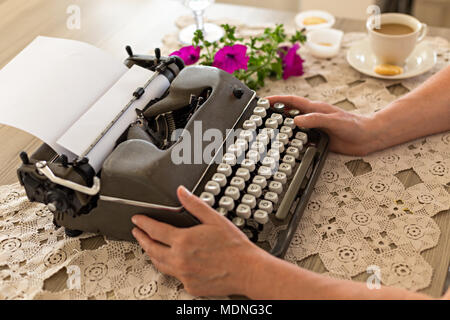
17, 48, 329, 257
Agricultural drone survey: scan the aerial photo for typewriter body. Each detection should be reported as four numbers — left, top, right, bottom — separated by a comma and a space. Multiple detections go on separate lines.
17, 49, 329, 257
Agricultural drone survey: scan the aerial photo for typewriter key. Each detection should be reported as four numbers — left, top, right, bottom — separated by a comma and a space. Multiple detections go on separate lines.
254, 210, 269, 224
273, 102, 285, 113
200, 192, 215, 207
257, 98, 270, 110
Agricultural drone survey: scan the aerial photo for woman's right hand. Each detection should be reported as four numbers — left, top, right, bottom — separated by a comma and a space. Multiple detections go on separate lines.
266, 95, 384, 156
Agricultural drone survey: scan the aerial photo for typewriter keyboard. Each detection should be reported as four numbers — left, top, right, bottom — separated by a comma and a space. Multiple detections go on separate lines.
198, 98, 328, 250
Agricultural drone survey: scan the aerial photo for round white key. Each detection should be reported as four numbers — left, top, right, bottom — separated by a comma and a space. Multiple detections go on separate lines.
236, 168, 251, 181
258, 166, 273, 179
267, 149, 280, 161
253, 106, 267, 118
217, 163, 232, 177
258, 200, 273, 213
235, 138, 248, 151
200, 192, 215, 206
241, 194, 257, 209
280, 126, 293, 138
228, 144, 243, 157
295, 132, 308, 144
232, 217, 246, 228
257, 98, 270, 110
243, 120, 256, 130
246, 150, 261, 162
265, 118, 278, 129
250, 115, 263, 127
223, 153, 237, 165
283, 154, 296, 166
216, 207, 228, 217
284, 118, 296, 129
265, 191, 279, 204
291, 139, 304, 150
289, 109, 300, 117
286, 146, 300, 159
205, 181, 221, 196
219, 196, 234, 211
241, 159, 256, 172
273, 171, 287, 184
256, 133, 270, 145
278, 163, 293, 176
254, 210, 269, 224
252, 175, 267, 189
247, 183, 262, 198
271, 113, 283, 125
276, 133, 289, 145
261, 128, 275, 139
273, 102, 285, 113
230, 176, 246, 191
225, 186, 240, 201
262, 156, 276, 169
269, 181, 283, 194
240, 129, 255, 142
212, 173, 227, 187
251, 141, 266, 154
272, 141, 285, 153
236, 204, 251, 219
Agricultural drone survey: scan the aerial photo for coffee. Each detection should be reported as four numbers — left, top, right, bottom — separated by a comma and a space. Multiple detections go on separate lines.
374, 23, 415, 35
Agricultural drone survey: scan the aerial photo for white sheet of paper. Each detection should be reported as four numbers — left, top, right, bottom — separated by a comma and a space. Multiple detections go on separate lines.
0, 36, 127, 156
57, 65, 170, 172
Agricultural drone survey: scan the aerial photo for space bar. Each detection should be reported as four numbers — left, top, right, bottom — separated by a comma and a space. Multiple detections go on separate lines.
275, 146, 317, 220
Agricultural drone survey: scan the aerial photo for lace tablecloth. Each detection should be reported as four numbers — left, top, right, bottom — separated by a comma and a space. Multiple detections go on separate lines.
0, 19, 449, 299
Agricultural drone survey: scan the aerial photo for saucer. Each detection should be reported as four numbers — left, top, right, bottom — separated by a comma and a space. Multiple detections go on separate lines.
346, 38, 437, 80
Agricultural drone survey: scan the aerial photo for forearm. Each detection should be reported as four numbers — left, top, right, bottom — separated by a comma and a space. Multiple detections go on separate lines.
370, 65, 450, 152
242, 253, 432, 300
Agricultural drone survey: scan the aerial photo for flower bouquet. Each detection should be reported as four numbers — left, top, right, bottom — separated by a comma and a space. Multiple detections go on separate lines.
170, 24, 307, 90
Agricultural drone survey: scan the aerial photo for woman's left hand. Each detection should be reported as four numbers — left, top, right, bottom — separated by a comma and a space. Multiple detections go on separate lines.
132, 186, 266, 297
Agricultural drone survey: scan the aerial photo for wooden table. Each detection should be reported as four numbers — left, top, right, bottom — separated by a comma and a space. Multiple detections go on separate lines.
0, 0, 448, 298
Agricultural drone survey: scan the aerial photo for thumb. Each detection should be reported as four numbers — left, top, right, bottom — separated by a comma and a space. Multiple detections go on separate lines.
294, 113, 332, 129
177, 186, 219, 224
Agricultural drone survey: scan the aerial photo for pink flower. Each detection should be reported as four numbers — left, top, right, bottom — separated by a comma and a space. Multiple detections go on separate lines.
278, 43, 304, 80
212, 44, 249, 74
170, 46, 201, 65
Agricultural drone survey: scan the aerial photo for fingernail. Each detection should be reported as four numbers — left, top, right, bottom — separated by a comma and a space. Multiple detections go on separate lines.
131, 227, 138, 237
179, 185, 192, 198
131, 216, 138, 224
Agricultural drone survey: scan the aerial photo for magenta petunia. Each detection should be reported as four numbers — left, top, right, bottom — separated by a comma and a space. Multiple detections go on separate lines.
279, 43, 304, 80
170, 46, 201, 65
212, 44, 249, 74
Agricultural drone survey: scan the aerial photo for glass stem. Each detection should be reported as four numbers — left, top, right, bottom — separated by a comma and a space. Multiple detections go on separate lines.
194, 10, 205, 32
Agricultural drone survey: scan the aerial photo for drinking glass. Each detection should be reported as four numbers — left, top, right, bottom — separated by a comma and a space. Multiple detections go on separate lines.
179, 0, 224, 44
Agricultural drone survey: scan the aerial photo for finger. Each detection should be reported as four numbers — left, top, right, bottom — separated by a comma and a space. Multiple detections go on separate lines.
177, 186, 219, 224
266, 95, 336, 114
294, 113, 334, 129
132, 227, 173, 268
132, 215, 179, 246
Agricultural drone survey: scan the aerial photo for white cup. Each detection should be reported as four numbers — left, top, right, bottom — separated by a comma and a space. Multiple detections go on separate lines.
367, 13, 427, 66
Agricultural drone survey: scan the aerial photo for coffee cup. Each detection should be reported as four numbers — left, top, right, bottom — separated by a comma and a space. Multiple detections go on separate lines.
367, 13, 427, 66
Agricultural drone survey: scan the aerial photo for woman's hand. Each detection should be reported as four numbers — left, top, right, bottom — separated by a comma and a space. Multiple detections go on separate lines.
266, 96, 383, 156
131, 186, 267, 297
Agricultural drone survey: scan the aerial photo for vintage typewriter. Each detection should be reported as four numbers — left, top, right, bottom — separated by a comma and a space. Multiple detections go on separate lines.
17, 48, 329, 257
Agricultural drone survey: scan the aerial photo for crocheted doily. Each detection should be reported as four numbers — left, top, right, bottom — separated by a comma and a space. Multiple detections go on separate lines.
0, 18, 449, 299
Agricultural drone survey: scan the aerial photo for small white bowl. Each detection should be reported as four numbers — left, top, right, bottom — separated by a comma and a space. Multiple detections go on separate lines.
295, 10, 336, 31
306, 28, 344, 59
